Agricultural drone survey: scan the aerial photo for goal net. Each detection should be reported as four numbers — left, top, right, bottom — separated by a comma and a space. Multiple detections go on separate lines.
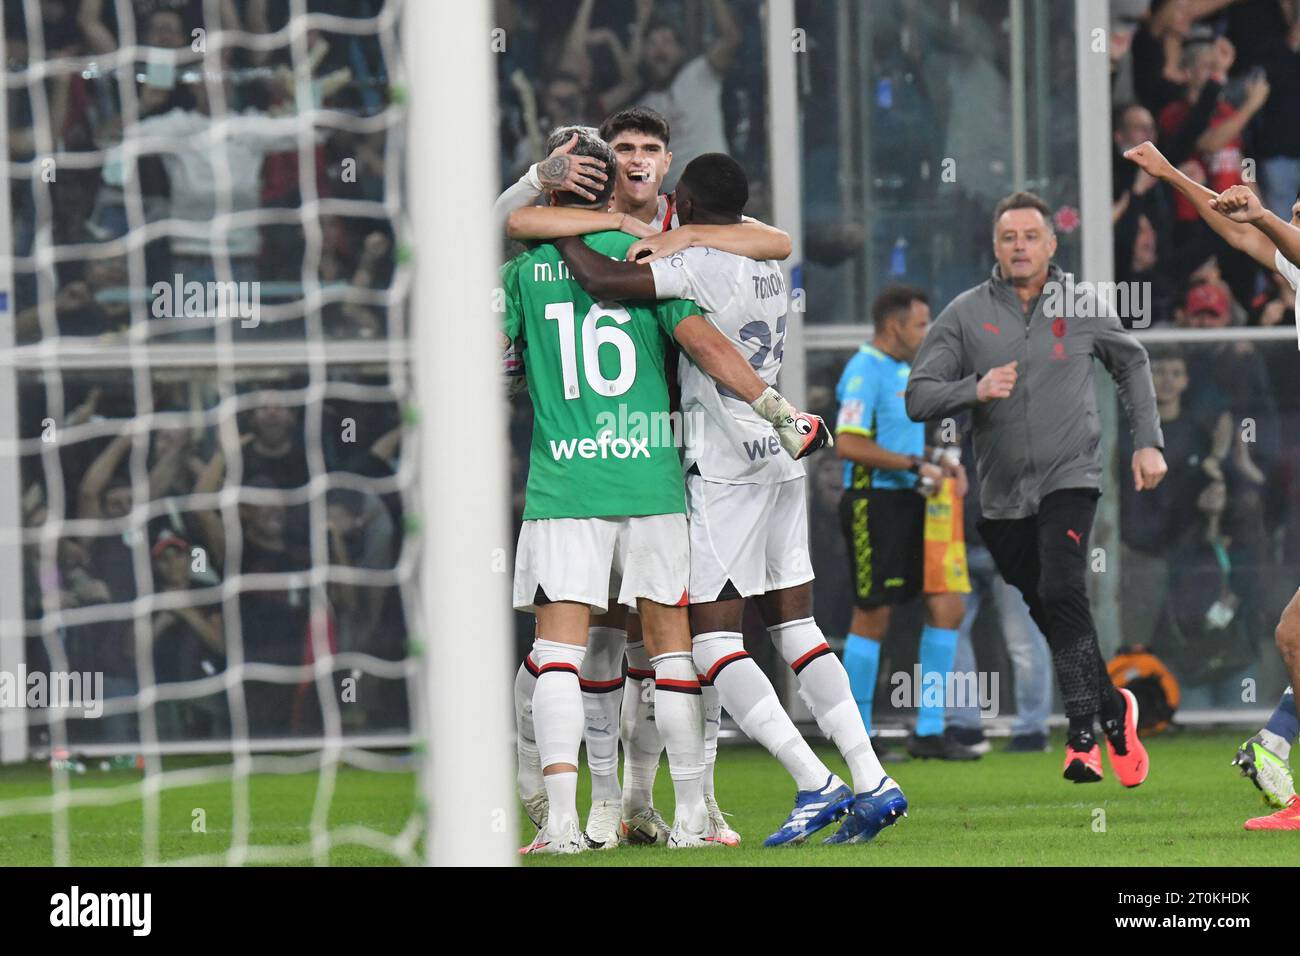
0, 0, 512, 866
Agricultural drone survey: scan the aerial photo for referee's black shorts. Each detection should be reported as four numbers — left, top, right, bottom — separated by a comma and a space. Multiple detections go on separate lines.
838, 487, 924, 611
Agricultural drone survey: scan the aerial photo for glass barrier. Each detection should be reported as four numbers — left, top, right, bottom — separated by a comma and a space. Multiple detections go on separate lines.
1111, 335, 1298, 711
809, 333, 1299, 720
17, 364, 412, 745
796, 0, 1080, 324
5, 6, 400, 345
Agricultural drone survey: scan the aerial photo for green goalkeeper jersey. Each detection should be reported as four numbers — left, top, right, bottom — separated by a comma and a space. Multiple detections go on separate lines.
502, 230, 698, 520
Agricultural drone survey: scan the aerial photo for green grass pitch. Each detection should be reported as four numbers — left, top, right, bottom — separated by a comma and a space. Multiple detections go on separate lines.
524, 730, 1300, 867
0, 731, 1292, 865
0, 755, 422, 866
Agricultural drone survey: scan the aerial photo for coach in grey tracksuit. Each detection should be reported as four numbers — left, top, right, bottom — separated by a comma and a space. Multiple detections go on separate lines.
905, 191, 1168, 780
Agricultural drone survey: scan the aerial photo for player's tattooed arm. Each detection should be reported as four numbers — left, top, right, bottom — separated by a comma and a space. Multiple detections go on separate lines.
553, 235, 657, 300
536, 154, 575, 189
626, 218, 792, 263
535, 133, 609, 200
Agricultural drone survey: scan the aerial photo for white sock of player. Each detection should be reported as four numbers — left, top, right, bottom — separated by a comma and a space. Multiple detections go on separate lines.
693, 632, 831, 791
621, 639, 662, 814
531, 638, 587, 833
796, 680, 838, 742
701, 681, 721, 799
581, 626, 626, 803
770, 617, 888, 795
650, 651, 708, 833
513, 656, 543, 801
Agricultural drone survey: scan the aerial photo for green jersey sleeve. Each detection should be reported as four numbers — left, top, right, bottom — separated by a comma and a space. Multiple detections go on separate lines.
500, 255, 524, 341
654, 297, 698, 339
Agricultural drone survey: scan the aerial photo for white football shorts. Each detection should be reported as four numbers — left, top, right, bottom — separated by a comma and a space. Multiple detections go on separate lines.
513, 513, 689, 613
686, 473, 814, 603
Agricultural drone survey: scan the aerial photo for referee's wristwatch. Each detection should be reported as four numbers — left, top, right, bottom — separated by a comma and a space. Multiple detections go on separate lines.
908, 456, 925, 475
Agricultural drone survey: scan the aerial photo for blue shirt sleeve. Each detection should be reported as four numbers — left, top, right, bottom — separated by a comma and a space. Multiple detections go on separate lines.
836, 352, 879, 437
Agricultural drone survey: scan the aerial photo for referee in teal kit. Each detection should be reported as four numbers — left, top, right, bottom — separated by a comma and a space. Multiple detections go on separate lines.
834, 286, 975, 762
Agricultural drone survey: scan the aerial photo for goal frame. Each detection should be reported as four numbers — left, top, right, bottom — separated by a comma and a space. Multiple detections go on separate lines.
0, 5, 30, 766
407, 0, 516, 867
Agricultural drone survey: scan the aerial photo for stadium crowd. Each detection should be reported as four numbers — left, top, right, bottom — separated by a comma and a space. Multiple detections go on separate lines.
18, 370, 412, 744
6, 2, 411, 744
1106, 0, 1300, 707
794, 0, 1300, 721
5, 0, 398, 343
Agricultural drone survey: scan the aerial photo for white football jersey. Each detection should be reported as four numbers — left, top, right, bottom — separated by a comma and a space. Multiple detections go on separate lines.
649, 193, 680, 232
650, 246, 802, 484
1275, 249, 1300, 350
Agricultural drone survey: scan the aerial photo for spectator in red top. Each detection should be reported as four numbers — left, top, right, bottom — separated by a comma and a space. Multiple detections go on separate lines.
1158, 41, 1271, 309
1159, 41, 1270, 227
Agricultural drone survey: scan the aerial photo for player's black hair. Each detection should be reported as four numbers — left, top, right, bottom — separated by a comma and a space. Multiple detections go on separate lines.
992, 190, 1053, 232
871, 285, 929, 332
677, 153, 749, 218
549, 129, 617, 209
599, 106, 671, 147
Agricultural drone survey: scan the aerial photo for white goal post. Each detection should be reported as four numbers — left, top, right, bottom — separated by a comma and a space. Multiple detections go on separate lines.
407, 1, 516, 866
0, 7, 27, 766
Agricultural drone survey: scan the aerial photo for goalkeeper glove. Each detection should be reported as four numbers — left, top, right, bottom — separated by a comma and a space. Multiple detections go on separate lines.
750, 386, 833, 461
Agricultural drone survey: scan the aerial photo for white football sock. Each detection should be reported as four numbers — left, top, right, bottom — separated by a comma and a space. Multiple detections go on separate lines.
531, 638, 586, 831
694, 632, 830, 791
581, 626, 626, 803
770, 617, 887, 795
621, 639, 662, 813
514, 656, 542, 800
542, 771, 578, 838
701, 681, 720, 799
650, 651, 707, 833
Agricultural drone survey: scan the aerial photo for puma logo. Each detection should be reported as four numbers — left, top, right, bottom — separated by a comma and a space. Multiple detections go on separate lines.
1065, 529, 1081, 545
982, 322, 1001, 335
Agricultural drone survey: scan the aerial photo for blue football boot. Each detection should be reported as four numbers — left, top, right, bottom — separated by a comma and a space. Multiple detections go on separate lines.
824, 778, 908, 845
763, 775, 854, 847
